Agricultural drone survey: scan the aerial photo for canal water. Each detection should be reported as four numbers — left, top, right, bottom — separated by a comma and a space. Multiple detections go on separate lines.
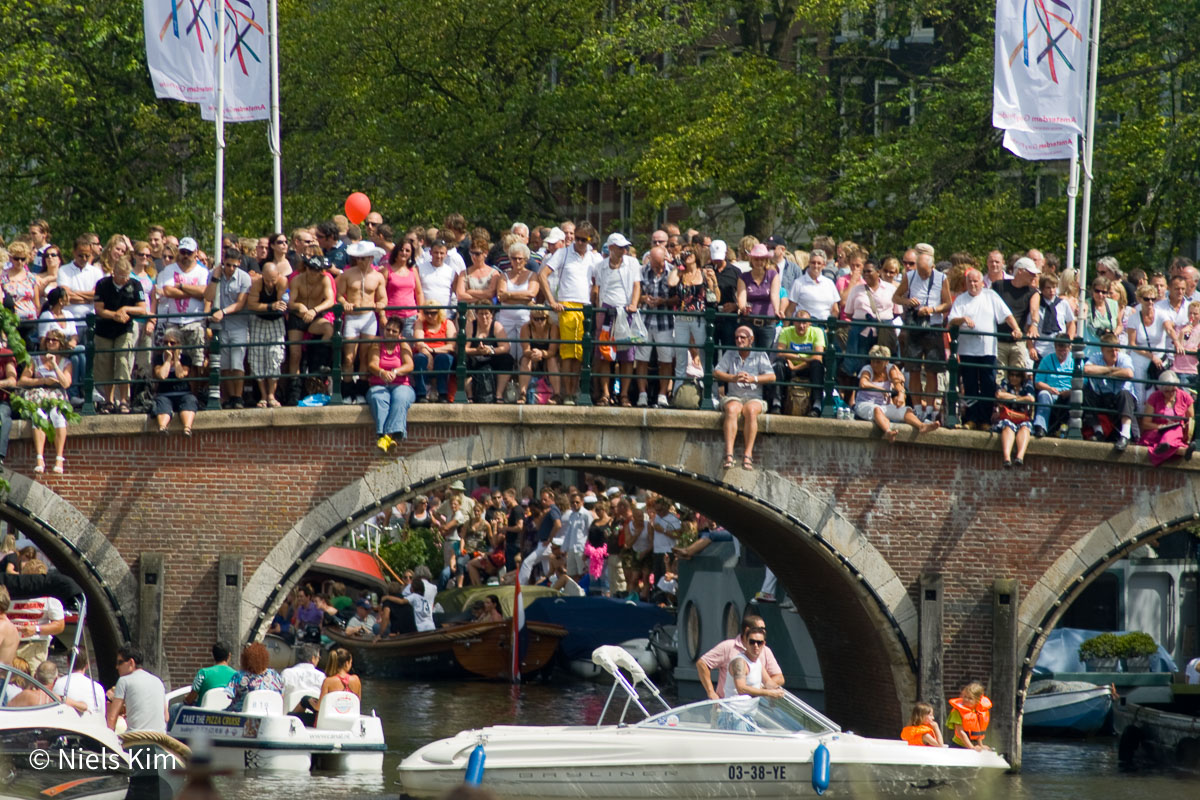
212, 678, 1199, 799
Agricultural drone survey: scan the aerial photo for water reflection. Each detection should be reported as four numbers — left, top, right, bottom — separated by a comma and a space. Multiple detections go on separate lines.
212, 679, 1199, 800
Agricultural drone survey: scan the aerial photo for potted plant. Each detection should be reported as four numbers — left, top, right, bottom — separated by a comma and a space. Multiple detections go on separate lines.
1118, 632, 1157, 672
1078, 632, 1122, 672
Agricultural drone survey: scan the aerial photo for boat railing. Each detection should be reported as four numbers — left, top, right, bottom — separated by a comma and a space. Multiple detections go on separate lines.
0, 662, 69, 710
592, 645, 672, 727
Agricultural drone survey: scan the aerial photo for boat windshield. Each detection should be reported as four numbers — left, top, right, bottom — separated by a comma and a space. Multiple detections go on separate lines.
637, 693, 839, 736
0, 663, 64, 709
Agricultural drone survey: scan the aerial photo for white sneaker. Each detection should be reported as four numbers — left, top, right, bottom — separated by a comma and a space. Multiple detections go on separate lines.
636, 392, 649, 407
656, 394, 670, 408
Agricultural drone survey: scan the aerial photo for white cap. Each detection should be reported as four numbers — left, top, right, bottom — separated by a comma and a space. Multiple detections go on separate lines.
543, 227, 565, 245
604, 486, 621, 497
1014, 256, 1040, 275
551, 536, 565, 547
583, 493, 598, 504
605, 232, 631, 250
178, 237, 198, 252
710, 240, 727, 261
346, 240, 385, 259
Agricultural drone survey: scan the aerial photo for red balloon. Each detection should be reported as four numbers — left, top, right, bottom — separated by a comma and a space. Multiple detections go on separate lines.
344, 192, 371, 225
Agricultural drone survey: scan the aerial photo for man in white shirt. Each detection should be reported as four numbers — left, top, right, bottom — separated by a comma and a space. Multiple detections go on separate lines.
785, 251, 840, 321
648, 497, 681, 582
539, 221, 602, 403
417, 239, 464, 309
59, 236, 104, 322
280, 643, 324, 718
155, 237, 210, 365
54, 644, 107, 717
948, 268, 1023, 429
558, 492, 595, 578
1155, 274, 1189, 330
592, 233, 642, 404
894, 243, 951, 421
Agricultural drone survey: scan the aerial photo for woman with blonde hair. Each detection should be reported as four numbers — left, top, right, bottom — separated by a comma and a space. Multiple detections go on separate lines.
3, 241, 39, 345
412, 304, 456, 402
99, 234, 132, 275
854, 345, 939, 443
1057, 267, 1080, 315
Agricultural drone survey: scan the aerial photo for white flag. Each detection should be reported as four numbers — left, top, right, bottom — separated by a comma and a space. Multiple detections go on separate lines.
144, 0, 269, 123
993, 0, 1091, 134
1002, 127, 1077, 160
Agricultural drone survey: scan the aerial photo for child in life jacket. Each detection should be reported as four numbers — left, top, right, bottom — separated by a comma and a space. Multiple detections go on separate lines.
901, 702, 946, 747
946, 682, 993, 751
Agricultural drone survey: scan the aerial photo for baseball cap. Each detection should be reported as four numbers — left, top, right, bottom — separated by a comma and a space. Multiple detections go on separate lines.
544, 227, 565, 245
1014, 256, 1040, 275
551, 536, 565, 547
605, 232, 631, 250
355, 598, 372, 609
604, 486, 621, 497
710, 240, 728, 261
178, 237, 198, 253
765, 235, 786, 249
583, 493, 598, 504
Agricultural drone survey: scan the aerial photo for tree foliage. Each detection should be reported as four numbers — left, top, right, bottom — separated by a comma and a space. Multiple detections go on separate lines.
3, 0, 1200, 268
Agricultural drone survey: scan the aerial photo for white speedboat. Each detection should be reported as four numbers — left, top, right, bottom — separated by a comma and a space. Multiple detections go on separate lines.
167, 685, 384, 771
399, 646, 1009, 798
0, 664, 131, 800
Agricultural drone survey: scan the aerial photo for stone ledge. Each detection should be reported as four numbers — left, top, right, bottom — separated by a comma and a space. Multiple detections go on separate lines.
16, 403, 1192, 471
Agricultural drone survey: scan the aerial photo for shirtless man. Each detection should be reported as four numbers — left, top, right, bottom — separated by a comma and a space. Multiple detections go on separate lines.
0, 587, 19, 666
336, 241, 387, 391
286, 243, 336, 404
9, 661, 86, 712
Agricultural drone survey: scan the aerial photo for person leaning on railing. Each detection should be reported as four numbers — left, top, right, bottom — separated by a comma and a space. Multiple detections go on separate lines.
947, 268, 1023, 430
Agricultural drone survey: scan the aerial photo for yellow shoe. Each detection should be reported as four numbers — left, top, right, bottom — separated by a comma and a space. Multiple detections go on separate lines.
376, 434, 393, 452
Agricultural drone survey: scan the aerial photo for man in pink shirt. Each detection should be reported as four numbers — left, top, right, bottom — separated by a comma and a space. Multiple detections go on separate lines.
695, 614, 785, 699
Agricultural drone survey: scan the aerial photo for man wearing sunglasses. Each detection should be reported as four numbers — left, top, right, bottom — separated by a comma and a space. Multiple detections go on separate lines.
695, 613, 785, 701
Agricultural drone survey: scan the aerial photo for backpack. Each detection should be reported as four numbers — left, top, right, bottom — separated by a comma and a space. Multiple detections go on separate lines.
671, 381, 700, 409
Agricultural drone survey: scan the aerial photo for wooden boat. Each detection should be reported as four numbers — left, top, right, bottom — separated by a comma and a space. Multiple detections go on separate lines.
1114, 688, 1200, 770
323, 619, 567, 680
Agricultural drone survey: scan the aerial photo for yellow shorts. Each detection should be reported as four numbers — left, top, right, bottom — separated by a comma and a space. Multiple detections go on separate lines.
558, 303, 585, 361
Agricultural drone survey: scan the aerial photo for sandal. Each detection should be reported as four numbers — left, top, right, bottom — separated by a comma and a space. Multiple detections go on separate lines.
117, 403, 131, 414
52, 457, 64, 475
157, 426, 169, 435
33, 456, 45, 474
267, 397, 282, 408
549, 394, 561, 405
516, 395, 527, 405
742, 455, 755, 471
256, 399, 269, 408
721, 454, 735, 470
620, 396, 633, 408
183, 427, 193, 437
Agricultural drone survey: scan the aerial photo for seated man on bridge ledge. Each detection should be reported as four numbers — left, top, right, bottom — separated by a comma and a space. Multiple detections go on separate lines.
713, 325, 775, 472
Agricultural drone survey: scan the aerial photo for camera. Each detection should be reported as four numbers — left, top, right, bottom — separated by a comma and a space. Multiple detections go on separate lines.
303, 255, 329, 271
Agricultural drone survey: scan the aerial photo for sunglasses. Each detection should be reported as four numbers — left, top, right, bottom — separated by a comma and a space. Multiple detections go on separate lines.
46, 252, 61, 258
747, 639, 766, 646
576, 236, 591, 243
470, 250, 484, 256
9, 257, 26, 263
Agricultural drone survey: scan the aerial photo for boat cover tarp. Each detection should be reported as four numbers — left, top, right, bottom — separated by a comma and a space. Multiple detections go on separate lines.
436, 584, 561, 616
1033, 627, 1178, 675
1, 571, 83, 602
525, 596, 674, 661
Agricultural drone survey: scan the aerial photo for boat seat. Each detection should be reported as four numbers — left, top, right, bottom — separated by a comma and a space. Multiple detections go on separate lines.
243, 689, 285, 717
201, 688, 232, 710
283, 687, 319, 713
315, 691, 360, 730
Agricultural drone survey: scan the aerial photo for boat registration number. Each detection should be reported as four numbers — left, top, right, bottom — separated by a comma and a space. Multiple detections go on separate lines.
727, 765, 787, 781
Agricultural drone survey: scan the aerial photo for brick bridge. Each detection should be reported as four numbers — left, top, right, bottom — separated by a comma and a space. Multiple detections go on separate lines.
2, 406, 1194, 765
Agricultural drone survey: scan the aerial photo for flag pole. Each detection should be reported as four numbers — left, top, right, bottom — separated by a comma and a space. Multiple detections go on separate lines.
1065, 140, 1079, 276
1076, 0, 1103, 294
214, 0, 226, 260
268, 0, 283, 232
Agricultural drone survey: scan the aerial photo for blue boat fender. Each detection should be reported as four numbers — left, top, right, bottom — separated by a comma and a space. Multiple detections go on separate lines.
811, 742, 830, 795
465, 743, 486, 785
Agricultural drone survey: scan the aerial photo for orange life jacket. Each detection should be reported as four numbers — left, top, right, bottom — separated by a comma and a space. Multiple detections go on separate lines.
948, 696, 991, 744
901, 724, 936, 746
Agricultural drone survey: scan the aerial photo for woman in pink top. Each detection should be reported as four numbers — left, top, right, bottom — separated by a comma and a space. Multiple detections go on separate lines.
1171, 301, 1200, 391
1139, 371, 1194, 466
366, 316, 415, 453
384, 240, 424, 339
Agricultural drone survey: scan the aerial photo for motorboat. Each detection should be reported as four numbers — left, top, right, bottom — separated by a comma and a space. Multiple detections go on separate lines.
166, 684, 385, 771
398, 646, 1010, 798
323, 618, 567, 680
567, 637, 658, 680
1023, 680, 1115, 735
522, 595, 673, 678
0, 667, 131, 800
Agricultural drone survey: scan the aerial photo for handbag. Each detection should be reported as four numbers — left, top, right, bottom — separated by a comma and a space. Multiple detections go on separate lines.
992, 404, 1031, 425
596, 328, 616, 362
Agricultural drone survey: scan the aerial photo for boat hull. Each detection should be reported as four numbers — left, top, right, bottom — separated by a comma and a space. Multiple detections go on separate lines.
167, 705, 385, 772
325, 620, 566, 680
1023, 686, 1113, 735
0, 725, 129, 800
1114, 700, 1200, 769
398, 726, 1009, 799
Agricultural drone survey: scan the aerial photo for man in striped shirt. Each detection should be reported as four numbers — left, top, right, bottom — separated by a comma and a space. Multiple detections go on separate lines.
10, 560, 65, 671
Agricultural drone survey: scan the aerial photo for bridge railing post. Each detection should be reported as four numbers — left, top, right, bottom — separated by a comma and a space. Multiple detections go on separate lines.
701, 307, 716, 410
205, 328, 222, 410
1067, 336, 1084, 439
576, 305, 594, 407
821, 316, 838, 418
330, 304, 344, 405
455, 302, 469, 404
943, 326, 960, 428
82, 313, 96, 415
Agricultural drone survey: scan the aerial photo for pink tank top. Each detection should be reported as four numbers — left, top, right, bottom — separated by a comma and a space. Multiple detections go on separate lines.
385, 268, 418, 318
369, 343, 412, 386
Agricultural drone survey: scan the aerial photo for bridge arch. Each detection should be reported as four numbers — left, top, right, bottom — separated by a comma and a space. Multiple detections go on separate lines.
244, 432, 920, 735
1019, 482, 1200, 715
1, 471, 138, 682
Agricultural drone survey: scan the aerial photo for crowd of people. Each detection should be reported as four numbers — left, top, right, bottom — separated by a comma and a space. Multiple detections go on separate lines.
2, 215, 1198, 472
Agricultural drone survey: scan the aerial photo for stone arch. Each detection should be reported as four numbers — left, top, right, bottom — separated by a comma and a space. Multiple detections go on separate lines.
243, 432, 919, 735
1018, 481, 1200, 713
1, 471, 139, 682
